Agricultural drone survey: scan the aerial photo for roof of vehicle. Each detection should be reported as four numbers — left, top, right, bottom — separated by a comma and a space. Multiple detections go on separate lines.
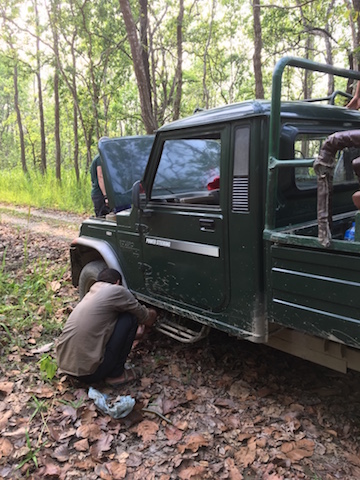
158, 100, 360, 132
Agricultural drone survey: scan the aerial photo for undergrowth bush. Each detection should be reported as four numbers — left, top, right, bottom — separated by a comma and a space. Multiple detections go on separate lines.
0, 253, 68, 350
0, 167, 92, 214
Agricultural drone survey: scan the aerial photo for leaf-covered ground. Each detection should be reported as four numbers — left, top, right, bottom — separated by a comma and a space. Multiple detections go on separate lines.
1, 216, 360, 480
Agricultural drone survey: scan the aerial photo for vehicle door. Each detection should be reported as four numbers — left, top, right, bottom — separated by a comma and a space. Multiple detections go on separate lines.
139, 127, 229, 311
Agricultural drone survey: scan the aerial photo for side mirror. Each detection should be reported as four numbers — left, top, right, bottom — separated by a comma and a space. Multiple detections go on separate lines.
132, 180, 146, 211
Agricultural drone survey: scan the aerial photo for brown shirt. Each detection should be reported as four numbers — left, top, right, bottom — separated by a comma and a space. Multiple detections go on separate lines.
56, 282, 149, 376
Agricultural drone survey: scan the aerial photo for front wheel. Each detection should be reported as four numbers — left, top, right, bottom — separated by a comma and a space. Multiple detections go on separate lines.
78, 260, 106, 299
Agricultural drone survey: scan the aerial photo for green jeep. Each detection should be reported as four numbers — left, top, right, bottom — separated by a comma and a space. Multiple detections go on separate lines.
71, 57, 360, 373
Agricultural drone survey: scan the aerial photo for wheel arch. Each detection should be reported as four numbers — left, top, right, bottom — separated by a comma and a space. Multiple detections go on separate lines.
70, 236, 128, 288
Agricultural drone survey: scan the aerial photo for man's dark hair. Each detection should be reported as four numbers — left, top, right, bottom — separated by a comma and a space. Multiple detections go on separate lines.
97, 268, 122, 285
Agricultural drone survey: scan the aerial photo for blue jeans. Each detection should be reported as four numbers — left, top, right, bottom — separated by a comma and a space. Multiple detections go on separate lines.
79, 312, 138, 384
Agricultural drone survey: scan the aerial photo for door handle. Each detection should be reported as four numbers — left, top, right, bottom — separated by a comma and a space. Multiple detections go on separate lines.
199, 218, 215, 232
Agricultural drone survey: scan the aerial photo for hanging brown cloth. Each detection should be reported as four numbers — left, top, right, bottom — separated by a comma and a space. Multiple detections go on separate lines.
314, 130, 360, 247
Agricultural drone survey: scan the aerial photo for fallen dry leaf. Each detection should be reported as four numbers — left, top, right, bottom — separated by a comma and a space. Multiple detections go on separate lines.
74, 438, 89, 452
178, 433, 209, 453
27, 385, 54, 398
165, 425, 183, 443
13, 445, 30, 460
281, 438, 315, 461
50, 280, 61, 292
0, 410, 13, 430
0, 382, 14, 396
224, 458, 244, 480
90, 433, 114, 458
0, 438, 13, 458
94, 464, 112, 480
141, 377, 153, 388
170, 363, 182, 378
74, 458, 97, 470
40, 461, 61, 477
2, 426, 26, 438
344, 452, 360, 467
178, 464, 207, 479
105, 461, 127, 480
80, 405, 98, 423
76, 423, 103, 441
29, 324, 43, 338
52, 444, 70, 463
30, 342, 54, 354
136, 420, 159, 442
60, 404, 78, 422
237, 433, 253, 442
229, 381, 251, 400
234, 437, 257, 467
175, 421, 189, 431
186, 389, 198, 401
162, 397, 180, 414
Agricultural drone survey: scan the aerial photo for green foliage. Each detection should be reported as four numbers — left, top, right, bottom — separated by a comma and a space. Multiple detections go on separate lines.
0, 321, 13, 343
0, 0, 356, 179
59, 396, 85, 409
0, 167, 92, 214
0, 256, 68, 351
15, 430, 42, 470
39, 354, 58, 381
29, 395, 49, 421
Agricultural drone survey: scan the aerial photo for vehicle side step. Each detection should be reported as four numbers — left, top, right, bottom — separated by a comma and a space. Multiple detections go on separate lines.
156, 318, 210, 343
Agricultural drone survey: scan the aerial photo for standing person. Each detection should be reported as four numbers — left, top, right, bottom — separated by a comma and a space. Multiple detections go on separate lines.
90, 154, 110, 217
56, 268, 157, 386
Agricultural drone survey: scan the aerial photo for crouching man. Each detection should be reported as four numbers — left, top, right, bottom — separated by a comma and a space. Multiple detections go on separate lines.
56, 268, 157, 386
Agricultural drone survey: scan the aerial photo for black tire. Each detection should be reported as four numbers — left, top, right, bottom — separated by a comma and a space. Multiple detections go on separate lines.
78, 260, 107, 299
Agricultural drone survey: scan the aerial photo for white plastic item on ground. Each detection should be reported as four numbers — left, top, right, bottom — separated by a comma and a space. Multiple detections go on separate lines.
88, 387, 135, 418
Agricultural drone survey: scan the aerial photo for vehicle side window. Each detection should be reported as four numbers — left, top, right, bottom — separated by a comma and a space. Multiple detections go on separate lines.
294, 133, 359, 190
232, 125, 250, 212
151, 134, 221, 205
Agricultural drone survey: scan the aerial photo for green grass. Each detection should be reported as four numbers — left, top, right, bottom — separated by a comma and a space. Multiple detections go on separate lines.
0, 167, 93, 214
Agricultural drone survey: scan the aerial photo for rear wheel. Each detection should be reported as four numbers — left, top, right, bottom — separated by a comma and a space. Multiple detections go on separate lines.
78, 260, 106, 298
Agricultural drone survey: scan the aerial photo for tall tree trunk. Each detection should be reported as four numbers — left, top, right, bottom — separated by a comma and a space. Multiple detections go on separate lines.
71, 32, 79, 182
119, 0, 157, 134
55, 45, 92, 168
252, 0, 264, 99
102, 62, 110, 137
139, 0, 152, 106
354, 0, 360, 66
13, 63, 28, 174
324, 36, 334, 95
203, 0, 216, 109
304, 35, 314, 99
149, 18, 158, 124
54, 64, 61, 181
34, 0, 46, 174
173, 0, 184, 121
347, 0, 356, 92
345, 0, 358, 93
296, 0, 312, 99
324, 1, 335, 95
51, 1, 61, 182
296, 0, 334, 97
79, 2, 100, 142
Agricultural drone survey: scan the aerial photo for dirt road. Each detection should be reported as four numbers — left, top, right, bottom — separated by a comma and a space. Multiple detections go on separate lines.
0, 202, 88, 242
